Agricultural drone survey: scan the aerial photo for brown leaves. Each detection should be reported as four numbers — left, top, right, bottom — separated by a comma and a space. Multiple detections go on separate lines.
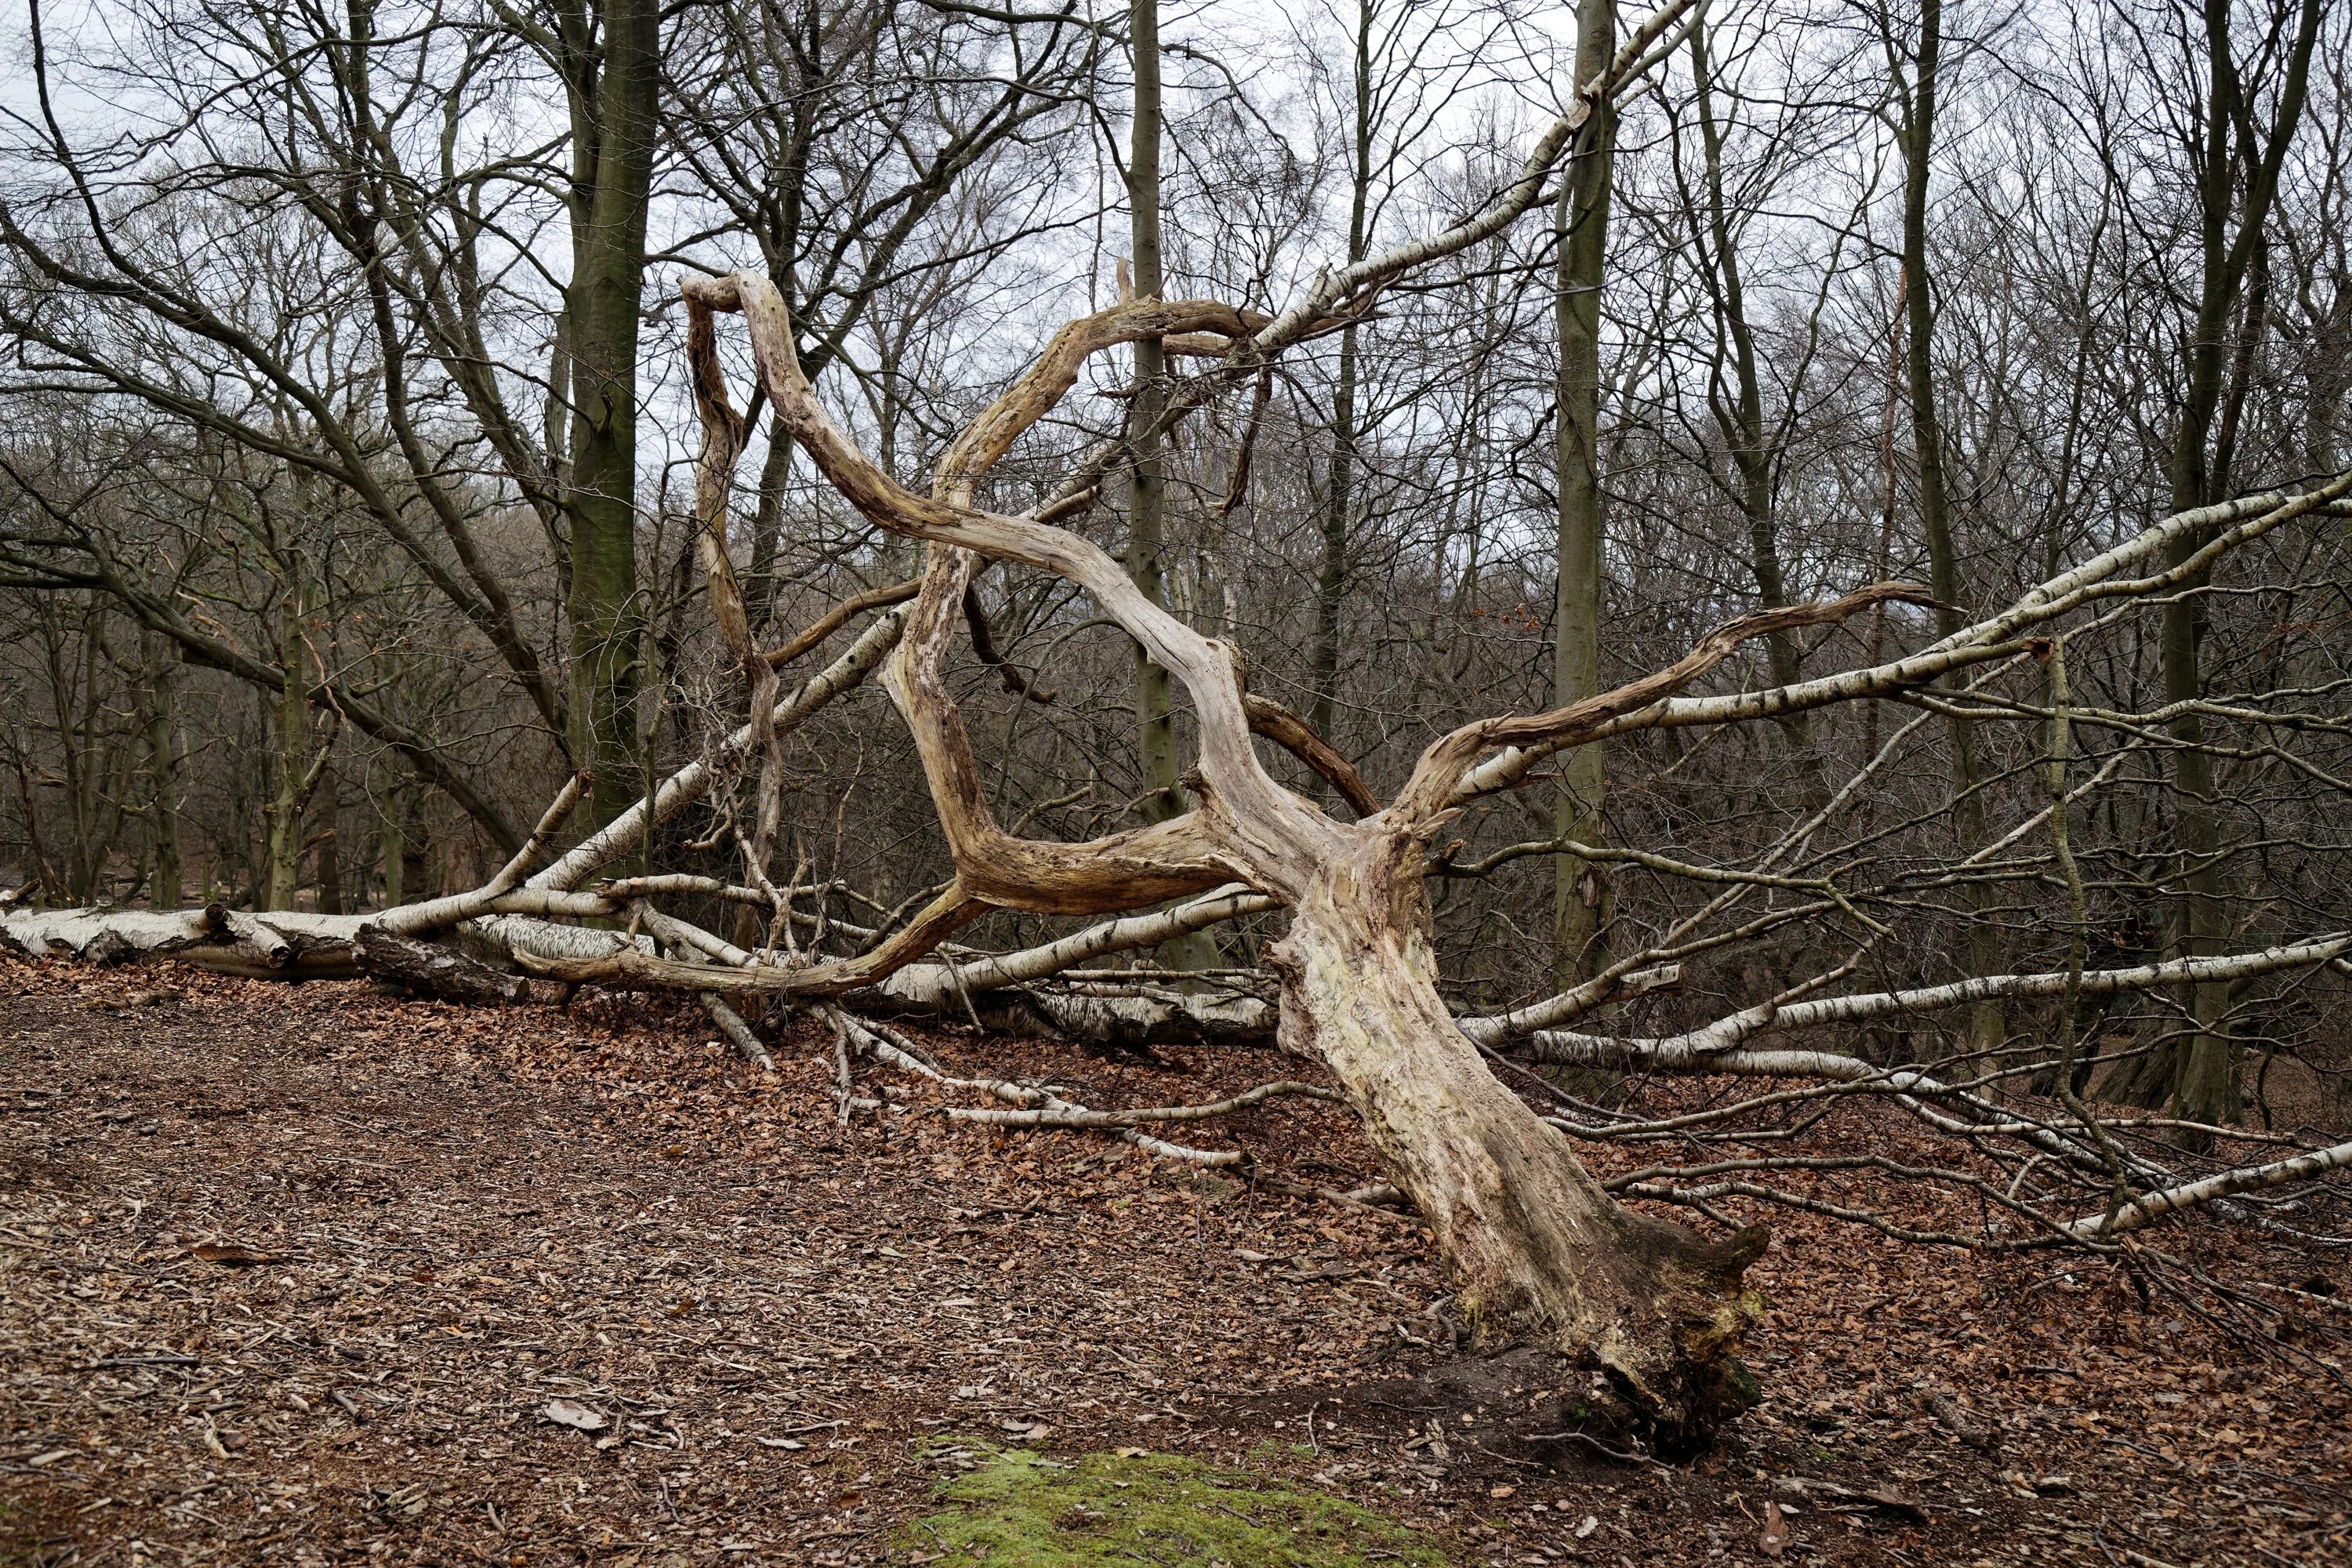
9, 952, 2348, 1568
80, 985, 184, 1011
1758, 1499, 1788, 1555
187, 1241, 285, 1266
1776, 1475, 1930, 1522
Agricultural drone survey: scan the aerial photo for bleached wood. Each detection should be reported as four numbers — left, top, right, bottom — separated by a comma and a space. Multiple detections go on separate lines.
2060, 1140, 2352, 1239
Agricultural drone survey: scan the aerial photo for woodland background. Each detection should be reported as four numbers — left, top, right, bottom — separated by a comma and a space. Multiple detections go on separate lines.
1, 0, 2349, 1131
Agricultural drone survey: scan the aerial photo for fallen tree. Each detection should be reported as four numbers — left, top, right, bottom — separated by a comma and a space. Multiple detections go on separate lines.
13, 0, 2352, 1444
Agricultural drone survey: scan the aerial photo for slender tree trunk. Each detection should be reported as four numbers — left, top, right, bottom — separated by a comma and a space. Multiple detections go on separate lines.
142, 631, 181, 911
1308, 0, 1375, 793
1689, 21, 1812, 765
564, 0, 662, 827
263, 580, 307, 913
1127, 0, 1177, 826
1127, 0, 1215, 971
314, 760, 344, 916
2144, 0, 2320, 1138
746, 413, 794, 633
1552, 0, 1615, 988
379, 770, 406, 911
1897, 0, 2003, 1058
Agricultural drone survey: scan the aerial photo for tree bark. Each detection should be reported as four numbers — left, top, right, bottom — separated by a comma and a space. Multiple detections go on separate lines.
1895, 0, 2002, 1057
563, 0, 662, 827
3, 904, 364, 978
1270, 826, 1764, 1448
1687, 20, 1813, 768
1552, 0, 1616, 989
377, 769, 408, 910
355, 925, 530, 1006
263, 576, 311, 913
2147, 0, 2320, 1137
666, 76, 1833, 1425
1126, 0, 1217, 972
142, 631, 182, 911
1127, 0, 1177, 829
1308, 0, 1374, 792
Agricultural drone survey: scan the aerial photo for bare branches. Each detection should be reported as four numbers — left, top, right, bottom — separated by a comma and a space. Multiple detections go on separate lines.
825, 1008, 1290, 1167
1508, 936, 2352, 1062
1399, 583, 1936, 821
759, 580, 921, 669
527, 607, 907, 894
1457, 477, 2352, 800
376, 771, 591, 938
2060, 1141, 2352, 1239
1243, 694, 1380, 817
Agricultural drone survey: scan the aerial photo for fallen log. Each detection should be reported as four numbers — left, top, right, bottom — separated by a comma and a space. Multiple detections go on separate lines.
354, 925, 531, 1006
2, 904, 366, 978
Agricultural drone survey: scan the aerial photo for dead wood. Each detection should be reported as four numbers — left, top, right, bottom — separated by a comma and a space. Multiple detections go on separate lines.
354, 925, 530, 1007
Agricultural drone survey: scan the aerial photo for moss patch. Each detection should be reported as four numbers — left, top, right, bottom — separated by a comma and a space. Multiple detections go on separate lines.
895, 1440, 1454, 1566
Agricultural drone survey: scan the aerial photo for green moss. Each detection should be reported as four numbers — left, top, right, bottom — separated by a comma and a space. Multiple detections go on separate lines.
895, 1440, 1454, 1566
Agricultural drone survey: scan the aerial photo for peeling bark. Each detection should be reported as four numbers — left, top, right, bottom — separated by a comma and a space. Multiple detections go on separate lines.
1269, 828, 1765, 1448
355, 925, 530, 1006
3, 905, 364, 978
658, 256, 1893, 1443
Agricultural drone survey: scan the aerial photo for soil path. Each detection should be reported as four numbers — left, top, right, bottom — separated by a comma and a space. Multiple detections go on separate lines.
2, 956, 2345, 1566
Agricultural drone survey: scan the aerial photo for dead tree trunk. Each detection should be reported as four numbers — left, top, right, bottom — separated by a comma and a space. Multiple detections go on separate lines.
663, 165, 1880, 1432
1271, 826, 1765, 1442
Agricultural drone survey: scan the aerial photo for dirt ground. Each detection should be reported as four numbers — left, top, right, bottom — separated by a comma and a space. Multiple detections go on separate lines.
3, 953, 2347, 1566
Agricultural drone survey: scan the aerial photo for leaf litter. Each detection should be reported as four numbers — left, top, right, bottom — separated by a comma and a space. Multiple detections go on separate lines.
2, 952, 2347, 1565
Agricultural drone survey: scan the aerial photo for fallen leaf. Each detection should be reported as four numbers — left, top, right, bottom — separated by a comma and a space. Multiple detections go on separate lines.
1489, 1484, 1516, 1500
542, 1399, 610, 1432
1573, 1515, 1599, 1540
1759, 1500, 1788, 1557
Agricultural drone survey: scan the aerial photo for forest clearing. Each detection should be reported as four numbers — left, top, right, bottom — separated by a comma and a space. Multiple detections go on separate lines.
3, 955, 2347, 1566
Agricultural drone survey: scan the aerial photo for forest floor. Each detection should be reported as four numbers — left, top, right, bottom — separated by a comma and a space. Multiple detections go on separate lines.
2, 952, 2347, 1568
